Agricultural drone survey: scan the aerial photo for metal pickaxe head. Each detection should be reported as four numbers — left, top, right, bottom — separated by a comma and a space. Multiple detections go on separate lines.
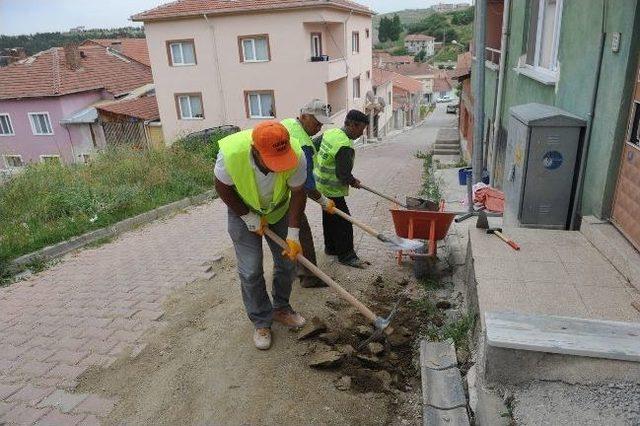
476, 210, 489, 229
357, 291, 406, 350
486, 228, 503, 234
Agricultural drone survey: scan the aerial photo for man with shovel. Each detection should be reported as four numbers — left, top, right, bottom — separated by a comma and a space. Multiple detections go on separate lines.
214, 121, 307, 350
314, 110, 369, 268
282, 99, 336, 288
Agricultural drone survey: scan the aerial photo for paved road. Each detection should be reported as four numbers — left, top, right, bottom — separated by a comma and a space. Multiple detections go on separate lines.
0, 105, 456, 425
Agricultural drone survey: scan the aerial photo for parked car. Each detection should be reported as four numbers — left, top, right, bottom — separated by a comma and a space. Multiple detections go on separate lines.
446, 104, 459, 114
436, 96, 452, 103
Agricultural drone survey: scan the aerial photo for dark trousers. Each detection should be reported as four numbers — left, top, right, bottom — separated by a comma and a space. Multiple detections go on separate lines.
297, 212, 317, 278
322, 196, 355, 261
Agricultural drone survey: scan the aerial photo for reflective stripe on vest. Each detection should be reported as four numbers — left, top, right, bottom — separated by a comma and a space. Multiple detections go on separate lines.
313, 128, 353, 198
218, 129, 302, 224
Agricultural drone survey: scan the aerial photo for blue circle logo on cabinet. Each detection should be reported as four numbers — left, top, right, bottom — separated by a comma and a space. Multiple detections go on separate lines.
542, 151, 563, 170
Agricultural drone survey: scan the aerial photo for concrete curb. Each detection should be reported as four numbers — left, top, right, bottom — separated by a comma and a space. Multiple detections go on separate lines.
11, 190, 217, 269
420, 339, 470, 425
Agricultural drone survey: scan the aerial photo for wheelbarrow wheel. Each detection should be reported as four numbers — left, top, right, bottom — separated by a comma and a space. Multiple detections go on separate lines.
413, 244, 434, 279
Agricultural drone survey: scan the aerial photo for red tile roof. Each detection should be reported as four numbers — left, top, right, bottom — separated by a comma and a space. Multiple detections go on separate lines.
373, 67, 423, 94
433, 77, 452, 93
450, 51, 472, 79
97, 96, 160, 120
372, 68, 392, 87
405, 34, 435, 42
132, 0, 372, 21
82, 39, 150, 67
0, 45, 153, 100
380, 55, 413, 64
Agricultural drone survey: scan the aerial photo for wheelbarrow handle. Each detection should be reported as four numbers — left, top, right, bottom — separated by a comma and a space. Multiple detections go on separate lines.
360, 184, 408, 208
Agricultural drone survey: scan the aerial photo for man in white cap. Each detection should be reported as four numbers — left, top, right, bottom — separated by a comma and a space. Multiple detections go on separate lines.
281, 100, 336, 288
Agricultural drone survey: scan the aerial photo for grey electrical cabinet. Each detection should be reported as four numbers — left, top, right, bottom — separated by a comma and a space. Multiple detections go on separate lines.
503, 103, 586, 229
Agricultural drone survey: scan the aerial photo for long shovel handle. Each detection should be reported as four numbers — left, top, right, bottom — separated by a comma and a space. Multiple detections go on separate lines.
263, 228, 378, 324
360, 184, 408, 208
332, 208, 383, 240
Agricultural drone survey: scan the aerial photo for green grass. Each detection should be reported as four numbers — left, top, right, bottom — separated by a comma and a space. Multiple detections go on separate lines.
418, 151, 443, 201
441, 314, 476, 351
0, 144, 215, 273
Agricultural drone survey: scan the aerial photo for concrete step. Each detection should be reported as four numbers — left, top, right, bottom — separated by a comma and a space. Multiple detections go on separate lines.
434, 148, 461, 155
486, 311, 640, 362
435, 140, 461, 147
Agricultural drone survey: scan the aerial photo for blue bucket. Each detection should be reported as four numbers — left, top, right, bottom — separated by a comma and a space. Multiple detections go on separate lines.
458, 167, 472, 185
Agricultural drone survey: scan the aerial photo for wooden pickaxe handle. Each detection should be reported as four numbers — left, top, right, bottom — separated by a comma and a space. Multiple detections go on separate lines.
494, 230, 520, 251
263, 228, 380, 325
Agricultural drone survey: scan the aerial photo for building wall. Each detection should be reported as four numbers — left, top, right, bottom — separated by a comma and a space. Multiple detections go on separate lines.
483, 0, 640, 218
0, 91, 102, 169
144, 8, 373, 143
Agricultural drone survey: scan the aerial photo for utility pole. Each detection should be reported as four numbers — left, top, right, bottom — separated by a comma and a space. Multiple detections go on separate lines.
472, 0, 486, 184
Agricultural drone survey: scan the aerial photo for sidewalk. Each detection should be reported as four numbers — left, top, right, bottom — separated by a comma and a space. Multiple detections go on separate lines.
0, 106, 456, 424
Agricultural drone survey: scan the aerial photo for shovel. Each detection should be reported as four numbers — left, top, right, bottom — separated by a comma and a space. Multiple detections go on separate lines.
360, 184, 408, 208
263, 228, 395, 334
314, 200, 423, 251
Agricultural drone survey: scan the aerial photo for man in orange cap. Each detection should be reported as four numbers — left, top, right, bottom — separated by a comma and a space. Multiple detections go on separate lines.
215, 121, 307, 350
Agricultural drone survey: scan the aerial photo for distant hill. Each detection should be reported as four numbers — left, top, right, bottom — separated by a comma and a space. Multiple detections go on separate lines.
372, 9, 434, 42
373, 6, 473, 50
0, 27, 144, 56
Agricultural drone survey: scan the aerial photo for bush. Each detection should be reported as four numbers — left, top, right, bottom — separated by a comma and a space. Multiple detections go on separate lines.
0, 145, 215, 263
390, 46, 410, 56
173, 125, 239, 163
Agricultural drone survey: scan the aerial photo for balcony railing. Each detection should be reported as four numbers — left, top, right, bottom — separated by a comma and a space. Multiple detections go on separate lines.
485, 47, 501, 66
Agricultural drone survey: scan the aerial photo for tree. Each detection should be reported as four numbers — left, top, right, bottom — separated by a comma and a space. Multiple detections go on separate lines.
378, 16, 390, 43
414, 49, 427, 62
389, 14, 403, 41
451, 7, 474, 25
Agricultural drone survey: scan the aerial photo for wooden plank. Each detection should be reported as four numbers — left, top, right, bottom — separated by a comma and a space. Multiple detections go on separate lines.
485, 311, 640, 362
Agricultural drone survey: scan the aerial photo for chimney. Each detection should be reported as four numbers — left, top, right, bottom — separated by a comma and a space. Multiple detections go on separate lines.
63, 43, 81, 70
110, 41, 122, 53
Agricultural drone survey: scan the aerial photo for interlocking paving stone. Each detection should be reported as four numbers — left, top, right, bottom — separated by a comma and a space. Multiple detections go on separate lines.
38, 389, 88, 414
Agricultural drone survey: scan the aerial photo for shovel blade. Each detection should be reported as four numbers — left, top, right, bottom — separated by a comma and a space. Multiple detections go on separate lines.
382, 235, 424, 251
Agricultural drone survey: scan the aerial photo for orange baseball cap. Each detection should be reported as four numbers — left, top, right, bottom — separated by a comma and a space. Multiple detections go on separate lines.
251, 121, 298, 172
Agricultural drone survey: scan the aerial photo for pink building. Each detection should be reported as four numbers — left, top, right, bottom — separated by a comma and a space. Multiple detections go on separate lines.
0, 43, 153, 171
132, 0, 374, 143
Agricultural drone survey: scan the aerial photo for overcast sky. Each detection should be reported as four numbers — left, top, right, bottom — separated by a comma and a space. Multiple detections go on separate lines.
0, 0, 471, 36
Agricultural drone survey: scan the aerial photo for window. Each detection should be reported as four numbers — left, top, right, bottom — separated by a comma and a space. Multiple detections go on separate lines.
388, 91, 392, 105
175, 94, 204, 119
239, 35, 270, 62
28, 112, 53, 135
245, 91, 275, 118
366, 70, 371, 79
4, 155, 23, 168
40, 155, 60, 164
0, 114, 14, 136
365, 28, 370, 39
353, 77, 361, 99
629, 101, 640, 147
526, 0, 563, 73
167, 40, 196, 66
311, 33, 323, 58
352, 32, 360, 54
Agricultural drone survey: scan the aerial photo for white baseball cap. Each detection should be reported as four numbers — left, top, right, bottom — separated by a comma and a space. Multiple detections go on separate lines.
300, 99, 333, 124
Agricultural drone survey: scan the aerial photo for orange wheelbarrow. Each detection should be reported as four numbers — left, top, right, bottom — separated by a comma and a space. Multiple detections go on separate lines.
390, 202, 456, 278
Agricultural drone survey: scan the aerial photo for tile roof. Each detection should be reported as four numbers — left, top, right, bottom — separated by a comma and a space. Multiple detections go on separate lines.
82, 39, 150, 67
380, 55, 413, 64
97, 96, 160, 120
405, 34, 435, 42
450, 51, 472, 79
0, 45, 153, 100
433, 77, 452, 93
132, 0, 373, 21
373, 67, 423, 94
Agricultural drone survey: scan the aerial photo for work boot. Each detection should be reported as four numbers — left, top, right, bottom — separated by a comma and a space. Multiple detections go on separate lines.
339, 254, 367, 269
273, 308, 306, 328
300, 276, 329, 288
253, 327, 272, 350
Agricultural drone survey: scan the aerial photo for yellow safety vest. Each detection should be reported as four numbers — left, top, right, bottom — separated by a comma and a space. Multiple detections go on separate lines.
218, 129, 302, 224
314, 128, 354, 197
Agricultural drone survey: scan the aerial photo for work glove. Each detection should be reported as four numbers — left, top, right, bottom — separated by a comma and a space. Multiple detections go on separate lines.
317, 195, 336, 214
282, 227, 302, 261
241, 212, 266, 235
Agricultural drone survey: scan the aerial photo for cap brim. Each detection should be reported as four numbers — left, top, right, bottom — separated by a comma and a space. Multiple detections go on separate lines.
262, 146, 299, 172
313, 114, 333, 125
